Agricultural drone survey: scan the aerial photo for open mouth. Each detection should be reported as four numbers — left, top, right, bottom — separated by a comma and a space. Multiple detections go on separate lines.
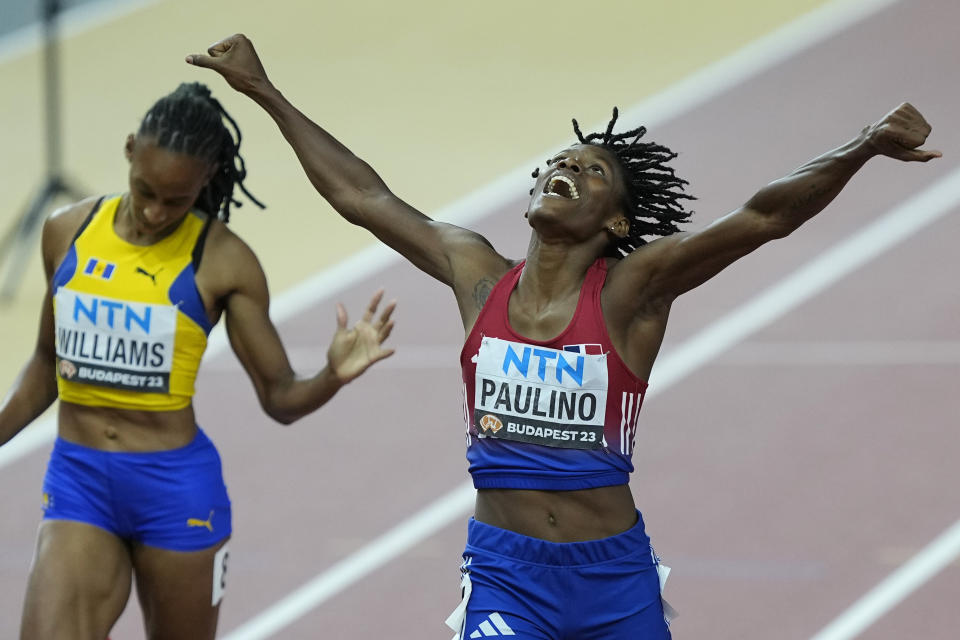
544, 175, 580, 200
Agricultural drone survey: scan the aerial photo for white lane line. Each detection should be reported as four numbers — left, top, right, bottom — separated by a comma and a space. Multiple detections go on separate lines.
233, 340, 960, 372
647, 166, 960, 390
717, 341, 960, 366
220, 161, 960, 640
201, 344, 462, 372
0, 415, 57, 469
810, 518, 960, 640
223, 483, 477, 640
617, 0, 901, 137
0, 0, 901, 471
0, 0, 160, 65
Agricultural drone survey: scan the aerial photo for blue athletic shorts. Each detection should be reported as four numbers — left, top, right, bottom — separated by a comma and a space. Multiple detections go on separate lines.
41, 427, 231, 551
448, 513, 671, 640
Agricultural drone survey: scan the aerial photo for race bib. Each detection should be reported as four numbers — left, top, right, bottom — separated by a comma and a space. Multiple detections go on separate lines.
473, 337, 608, 449
54, 289, 177, 393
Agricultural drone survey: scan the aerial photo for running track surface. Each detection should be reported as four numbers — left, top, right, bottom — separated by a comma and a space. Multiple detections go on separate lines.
2, 1, 958, 638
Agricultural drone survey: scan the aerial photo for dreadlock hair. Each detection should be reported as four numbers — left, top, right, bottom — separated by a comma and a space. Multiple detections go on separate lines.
570, 107, 694, 257
137, 82, 264, 223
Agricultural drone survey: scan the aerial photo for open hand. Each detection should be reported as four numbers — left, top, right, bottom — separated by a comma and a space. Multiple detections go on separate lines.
185, 33, 270, 94
327, 289, 396, 384
865, 103, 941, 162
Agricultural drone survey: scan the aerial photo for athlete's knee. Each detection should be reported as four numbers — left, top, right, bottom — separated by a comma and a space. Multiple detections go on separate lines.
136, 540, 229, 640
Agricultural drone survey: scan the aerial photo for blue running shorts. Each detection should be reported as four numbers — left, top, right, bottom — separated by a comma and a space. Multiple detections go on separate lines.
447, 513, 671, 639
41, 427, 231, 551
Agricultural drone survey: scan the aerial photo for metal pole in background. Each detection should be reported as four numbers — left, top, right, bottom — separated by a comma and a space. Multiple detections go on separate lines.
0, 0, 86, 301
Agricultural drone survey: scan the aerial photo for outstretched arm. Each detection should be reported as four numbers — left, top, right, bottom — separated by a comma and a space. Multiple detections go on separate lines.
625, 103, 940, 306
186, 34, 505, 289
213, 229, 395, 425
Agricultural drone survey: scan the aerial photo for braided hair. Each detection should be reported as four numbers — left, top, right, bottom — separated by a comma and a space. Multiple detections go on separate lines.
568, 107, 694, 257
137, 82, 264, 222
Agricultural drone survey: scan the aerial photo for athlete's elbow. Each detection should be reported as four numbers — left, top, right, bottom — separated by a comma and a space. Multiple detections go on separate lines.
263, 405, 300, 426
325, 185, 386, 227
742, 206, 797, 241
259, 388, 301, 425
259, 371, 339, 425
767, 213, 807, 240
273, 413, 300, 426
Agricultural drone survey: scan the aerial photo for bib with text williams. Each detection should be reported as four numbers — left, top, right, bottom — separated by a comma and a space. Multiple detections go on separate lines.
54, 289, 177, 393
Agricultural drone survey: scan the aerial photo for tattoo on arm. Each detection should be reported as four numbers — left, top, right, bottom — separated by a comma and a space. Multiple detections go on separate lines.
473, 278, 495, 310
790, 183, 832, 212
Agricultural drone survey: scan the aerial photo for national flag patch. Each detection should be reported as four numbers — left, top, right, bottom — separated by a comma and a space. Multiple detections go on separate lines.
563, 343, 604, 355
83, 257, 116, 280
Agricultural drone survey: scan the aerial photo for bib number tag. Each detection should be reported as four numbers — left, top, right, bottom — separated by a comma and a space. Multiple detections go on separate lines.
473, 337, 608, 450
54, 289, 176, 393
212, 543, 229, 606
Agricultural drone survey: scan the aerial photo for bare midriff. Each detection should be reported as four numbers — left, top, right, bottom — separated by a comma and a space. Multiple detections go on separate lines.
57, 401, 198, 452
475, 484, 638, 542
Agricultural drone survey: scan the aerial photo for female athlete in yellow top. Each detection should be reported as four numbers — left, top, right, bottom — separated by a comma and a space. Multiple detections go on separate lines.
0, 82, 396, 640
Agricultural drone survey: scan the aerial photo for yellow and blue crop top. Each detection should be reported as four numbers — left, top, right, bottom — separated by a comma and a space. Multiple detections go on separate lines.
52, 195, 213, 411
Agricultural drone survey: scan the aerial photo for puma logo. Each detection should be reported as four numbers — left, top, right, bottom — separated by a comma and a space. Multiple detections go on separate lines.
187, 510, 215, 532
135, 266, 162, 285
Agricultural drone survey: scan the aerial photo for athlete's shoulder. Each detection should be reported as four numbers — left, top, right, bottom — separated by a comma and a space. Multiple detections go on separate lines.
617, 232, 689, 264
496, 258, 523, 280
606, 232, 691, 279
438, 222, 512, 271
41, 196, 108, 276
195, 218, 266, 299
201, 217, 259, 266
44, 195, 103, 237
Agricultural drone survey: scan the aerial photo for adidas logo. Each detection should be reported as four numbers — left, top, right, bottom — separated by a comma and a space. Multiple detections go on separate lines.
467, 612, 515, 637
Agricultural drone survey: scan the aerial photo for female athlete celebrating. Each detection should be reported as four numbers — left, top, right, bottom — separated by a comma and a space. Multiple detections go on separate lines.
188, 34, 938, 639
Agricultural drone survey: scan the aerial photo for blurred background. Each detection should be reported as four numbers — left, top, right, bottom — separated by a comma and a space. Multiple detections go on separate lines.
2, 1, 957, 639
0, 0, 832, 384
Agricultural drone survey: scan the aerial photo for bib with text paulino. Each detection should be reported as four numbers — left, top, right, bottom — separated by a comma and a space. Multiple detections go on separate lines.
473, 336, 608, 450
54, 288, 177, 393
